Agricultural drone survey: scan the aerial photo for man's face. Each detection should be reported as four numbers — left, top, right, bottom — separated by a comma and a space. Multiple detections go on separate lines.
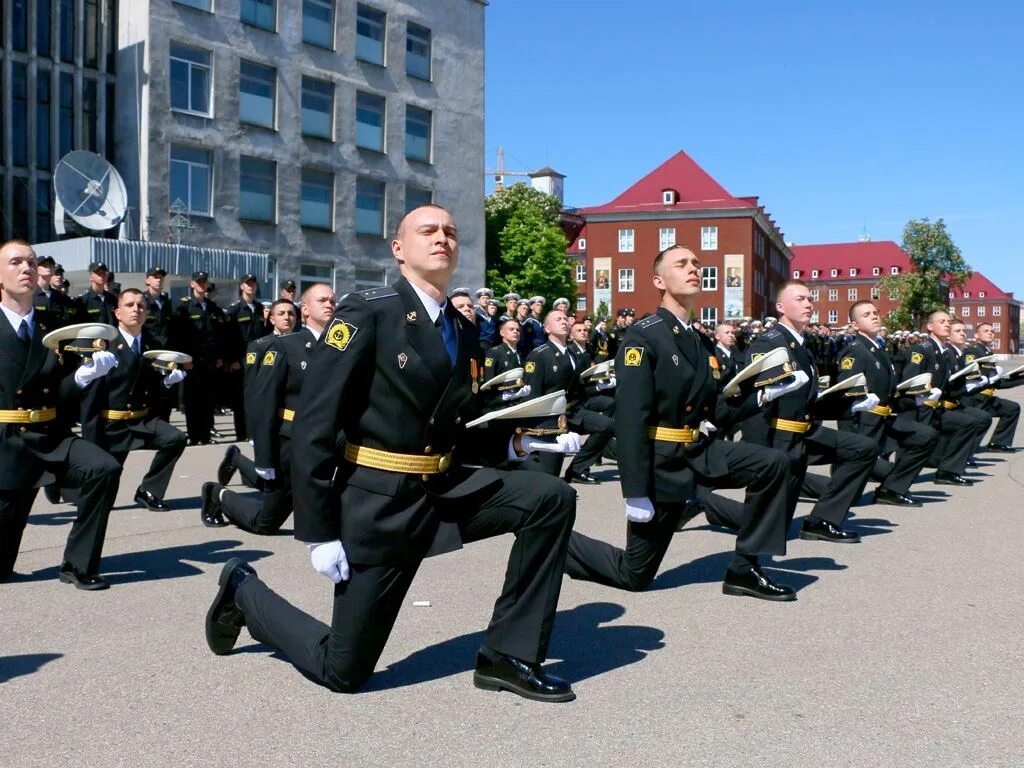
478, 295, 489, 309
776, 284, 814, 326
452, 295, 475, 324
927, 312, 951, 340
516, 304, 528, 320
505, 299, 517, 315
653, 247, 702, 302
570, 322, 588, 346
115, 292, 147, 330
499, 319, 520, 345
270, 303, 297, 334
530, 301, 543, 316
583, 319, 592, 332
949, 323, 967, 346
37, 265, 53, 285
0, 243, 39, 300
545, 309, 570, 342
392, 206, 458, 280
240, 280, 257, 301
145, 275, 163, 293
90, 268, 107, 290
281, 288, 296, 301
50, 273, 63, 289
975, 324, 995, 343
715, 324, 736, 348
852, 303, 882, 336
300, 285, 336, 330
192, 279, 208, 300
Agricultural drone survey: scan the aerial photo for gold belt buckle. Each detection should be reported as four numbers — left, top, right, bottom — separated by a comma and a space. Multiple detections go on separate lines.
29, 409, 45, 423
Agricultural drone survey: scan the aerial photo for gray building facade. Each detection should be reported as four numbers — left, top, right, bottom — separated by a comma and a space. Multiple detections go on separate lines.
117, 0, 486, 295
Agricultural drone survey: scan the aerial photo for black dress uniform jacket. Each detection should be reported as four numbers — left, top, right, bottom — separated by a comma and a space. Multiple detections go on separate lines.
143, 291, 174, 348
482, 342, 522, 381
173, 296, 225, 366
225, 300, 268, 361
249, 327, 317, 469
33, 286, 75, 327
75, 289, 117, 326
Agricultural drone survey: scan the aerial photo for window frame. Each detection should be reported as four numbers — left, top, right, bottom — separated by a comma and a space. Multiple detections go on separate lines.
828, 309, 838, 324
618, 268, 635, 293
356, 3, 387, 66
618, 228, 634, 253
658, 227, 676, 251
169, 145, 214, 217
701, 266, 718, 291
355, 176, 386, 237
406, 21, 432, 80
700, 225, 718, 251
169, 42, 213, 117
302, 0, 336, 49
239, 59, 277, 130
241, 0, 277, 31
355, 90, 386, 152
238, 155, 278, 224
405, 104, 432, 163
575, 263, 586, 283
300, 75, 334, 140
300, 167, 335, 231
578, 237, 587, 251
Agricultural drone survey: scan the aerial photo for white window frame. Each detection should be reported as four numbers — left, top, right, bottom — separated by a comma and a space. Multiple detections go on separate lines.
810, 289, 820, 301
701, 266, 718, 291
576, 296, 586, 311
977, 305, 986, 317
810, 311, 820, 323
658, 227, 676, 251
872, 267, 880, 276
979, 291, 986, 298
830, 268, 838, 278
993, 322, 1001, 331
575, 263, 586, 283
993, 306, 1002, 317
811, 269, 819, 279
356, 4, 387, 65
963, 292, 971, 299
577, 237, 586, 251
700, 225, 718, 251
848, 288, 858, 301
961, 306, 971, 317
700, 307, 717, 325
618, 268, 635, 292
792, 270, 800, 278
828, 288, 838, 301
828, 309, 838, 324
169, 43, 213, 117
991, 338, 1001, 349
662, 190, 675, 205
618, 229, 634, 253
169, 145, 213, 217
870, 287, 880, 300
891, 266, 899, 275
849, 268, 858, 277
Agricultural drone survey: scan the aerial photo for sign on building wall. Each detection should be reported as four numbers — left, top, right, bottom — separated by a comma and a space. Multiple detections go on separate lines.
724, 253, 745, 320
593, 257, 612, 316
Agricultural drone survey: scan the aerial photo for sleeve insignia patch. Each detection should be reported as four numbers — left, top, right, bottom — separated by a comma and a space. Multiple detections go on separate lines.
524, 361, 536, 373
484, 357, 493, 367
751, 353, 765, 363
841, 357, 854, 370
966, 355, 975, 362
262, 351, 277, 366
910, 352, 924, 364
325, 318, 358, 352
624, 347, 644, 367
245, 352, 257, 365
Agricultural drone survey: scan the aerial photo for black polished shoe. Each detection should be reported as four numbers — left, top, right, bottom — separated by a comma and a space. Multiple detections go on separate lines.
210, 429, 224, 439
43, 484, 62, 505
134, 488, 170, 512
873, 487, 923, 507
965, 458, 979, 468
935, 471, 975, 486
722, 566, 796, 602
564, 470, 599, 485
58, 563, 109, 591
218, 445, 240, 486
205, 558, 256, 655
201, 482, 228, 527
473, 652, 576, 703
986, 443, 1018, 454
799, 517, 861, 543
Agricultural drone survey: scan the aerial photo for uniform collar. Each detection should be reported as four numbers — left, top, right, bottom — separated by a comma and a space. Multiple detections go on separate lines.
716, 343, 731, 358
930, 335, 946, 352
119, 327, 141, 347
408, 280, 445, 324
778, 322, 805, 345
1, 303, 34, 335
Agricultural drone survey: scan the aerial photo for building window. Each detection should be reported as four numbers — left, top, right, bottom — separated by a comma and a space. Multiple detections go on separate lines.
811, 269, 819, 279
578, 238, 587, 250
993, 306, 1002, 317
700, 226, 718, 250
405, 106, 432, 162
355, 267, 387, 291
827, 289, 838, 301
810, 289, 820, 301
303, 0, 335, 48
618, 269, 635, 292
300, 77, 334, 139
356, 91, 385, 151
239, 61, 276, 128
37, 75, 52, 170
961, 306, 970, 317
979, 291, 986, 298
36, 180, 53, 242
871, 287, 880, 300
355, 177, 385, 236
872, 266, 880, 276
300, 262, 334, 293
830, 268, 838, 278
888, 289, 899, 300
301, 168, 334, 230
659, 227, 676, 250
170, 44, 212, 116
169, 146, 213, 215
405, 185, 432, 212
991, 339, 1001, 350
239, 157, 276, 223
993, 322, 1001, 331
700, 307, 718, 325
792, 270, 800, 279
618, 229, 634, 253
828, 309, 838, 324
356, 4, 386, 65
84, 0, 100, 65
977, 306, 986, 317
963, 292, 970, 299
754, 231, 765, 257
702, 266, 718, 291
810, 311, 820, 324
891, 266, 899, 275
175, 0, 212, 10
849, 268, 858, 277
575, 263, 587, 283
83, 79, 99, 153
38, 0, 53, 56
241, 0, 276, 30
59, 0, 75, 61
11, 64, 28, 166
576, 296, 587, 311
59, 73, 74, 158
406, 22, 431, 79
848, 288, 858, 301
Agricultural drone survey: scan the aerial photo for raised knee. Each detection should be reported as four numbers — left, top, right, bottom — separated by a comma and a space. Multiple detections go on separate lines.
324, 665, 372, 694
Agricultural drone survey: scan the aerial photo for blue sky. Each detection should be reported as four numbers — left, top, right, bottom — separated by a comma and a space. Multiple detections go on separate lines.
484, 0, 1024, 298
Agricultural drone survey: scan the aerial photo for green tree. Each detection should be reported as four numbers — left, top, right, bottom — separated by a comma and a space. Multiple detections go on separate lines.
879, 218, 971, 330
485, 183, 576, 304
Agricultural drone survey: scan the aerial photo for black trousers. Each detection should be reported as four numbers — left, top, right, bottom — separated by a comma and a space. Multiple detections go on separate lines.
0, 438, 121, 581
932, 407, 991, 473
566, 439, 790, 592
183, 366, 217, 442
110, 421, 188, 500
234, 470, 576, 692
980, 395, 1020, 446
567, 407, 614, 475
226, 369, 247, 441
228, 443, 261, 488
222, 441, 293, 534
838, 412, 939, 495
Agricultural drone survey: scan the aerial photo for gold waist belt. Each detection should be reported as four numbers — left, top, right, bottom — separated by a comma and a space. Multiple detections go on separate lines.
0, 407, 57, 424
648, 426, 700, 444
922, 400, 939, 409
101, 408, 149, 421
770, 417, 812, 434
980, 389, 995, 397
869, 405, 893, 417
344, 443, 452, 475
279, 408, 295, 422
942, 400, 957, 410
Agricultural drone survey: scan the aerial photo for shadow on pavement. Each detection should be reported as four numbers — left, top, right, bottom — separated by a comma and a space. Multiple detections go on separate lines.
19, 540, 273, 585
363, 601, 664, 691
0, 653, 63, 684
28, 510, 79, 527
651, 551, 845, 593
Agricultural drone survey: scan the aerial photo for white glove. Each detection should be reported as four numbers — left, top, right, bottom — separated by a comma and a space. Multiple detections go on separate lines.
74, 350, 119, 387
698, 419, 717, 436
163, 368, 187, 387
928, 387, 942, 401
851, 393, 881, 413
521, 432, 582, 454
501, 385, 531, 402
966, 378, 988, 393
255, 467, 276, 481
987, 367, 1004, 384
915, 387, 943, 407
308, 540, 349, 583
596, 377, 617, 391
761, 369, 810, 403
625, 497, 656, 523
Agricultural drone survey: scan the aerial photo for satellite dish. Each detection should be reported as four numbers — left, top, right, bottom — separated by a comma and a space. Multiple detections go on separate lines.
53, 151, 128, 235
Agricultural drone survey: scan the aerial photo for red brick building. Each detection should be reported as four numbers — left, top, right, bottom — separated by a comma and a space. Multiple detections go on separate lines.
568, 151, 793, 325
948, 273, 1021, 353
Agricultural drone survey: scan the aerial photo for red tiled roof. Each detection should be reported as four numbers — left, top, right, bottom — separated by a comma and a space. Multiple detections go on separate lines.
566, 225, 587, 255
580, 151, 757, 215
790, 241, 911, 278
949, 271, 1016, 301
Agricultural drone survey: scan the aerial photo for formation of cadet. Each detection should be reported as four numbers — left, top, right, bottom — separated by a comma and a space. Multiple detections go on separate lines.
3, 210, 1023, 705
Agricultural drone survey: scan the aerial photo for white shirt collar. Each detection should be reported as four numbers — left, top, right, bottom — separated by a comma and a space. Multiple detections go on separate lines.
549, 338, 568, 355
778, 322, 805, 345
408, 281, 446, 324
1, 303, 34, 335
119, 327, 141, 348
716, 343, 731, 358
307, 327, 322, 342
930, 335, 946, 352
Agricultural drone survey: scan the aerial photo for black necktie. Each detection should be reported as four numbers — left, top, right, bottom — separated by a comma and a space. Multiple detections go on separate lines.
435, 311, 457, 366
17, 319, 31, 348
132, 337, 141, 357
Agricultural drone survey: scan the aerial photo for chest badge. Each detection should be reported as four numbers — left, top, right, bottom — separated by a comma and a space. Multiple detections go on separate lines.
398, 353, 408, 369
875, 361, 881, 369
301, 361, 307, 370
672, 354, 679, 366
406, 311, 417, 323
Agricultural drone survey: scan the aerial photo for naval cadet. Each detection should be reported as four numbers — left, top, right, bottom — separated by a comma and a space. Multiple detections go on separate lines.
475, 288, 498, 354
204, 205, 579, 701
172, 271, 226, 445
142, 267, 174, 349
963, 321, 1020, 452
33, 256, 75, 327
483, 317, 523, 379
74, 261, 117, 326
224, 274, 269, 441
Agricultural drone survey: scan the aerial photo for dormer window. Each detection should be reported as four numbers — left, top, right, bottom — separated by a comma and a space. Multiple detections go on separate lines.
891, 266, 900, 275
830, 268, 838, 277
963, 291, 971, 298
661, 189, 677, 205
849, 268, 858, 277
811, 269, 819, 279
872, 267, 880, 276
948, 291, 954, 299
979, 291, 985, 298
578, 238, 586, 251
792, 270, 800, 278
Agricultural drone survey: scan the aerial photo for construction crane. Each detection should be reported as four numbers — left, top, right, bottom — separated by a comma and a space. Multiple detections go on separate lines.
485, 146, 532, 191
